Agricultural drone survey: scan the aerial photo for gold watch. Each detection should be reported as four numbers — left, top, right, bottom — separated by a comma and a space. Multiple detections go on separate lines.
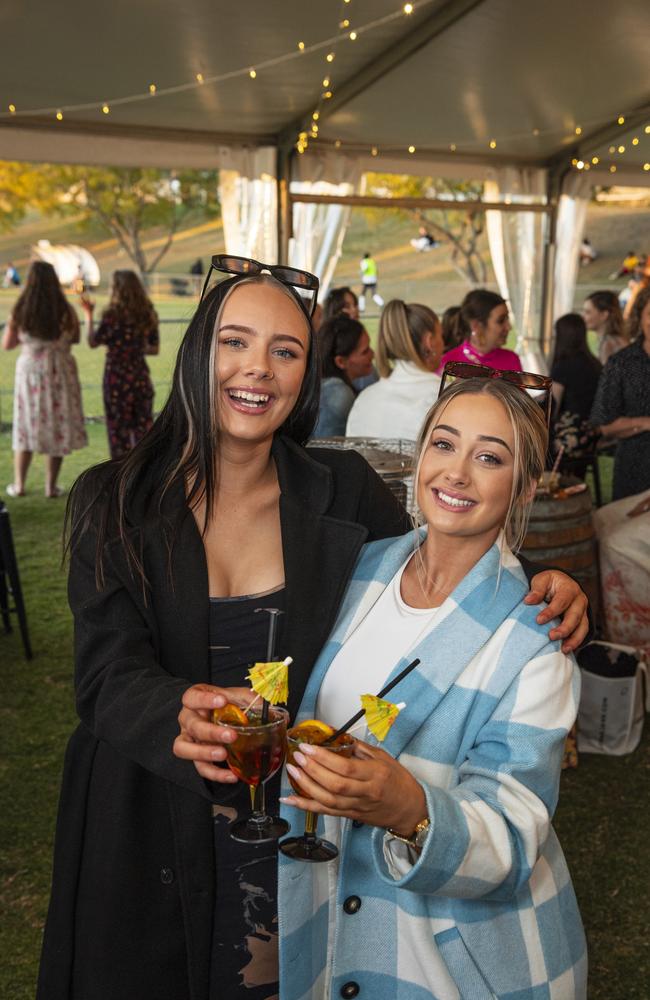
387, 815, 430, 851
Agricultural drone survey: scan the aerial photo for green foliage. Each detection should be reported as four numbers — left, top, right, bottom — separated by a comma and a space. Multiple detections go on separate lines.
0, 163, 220, 274
363, 172, 488, 283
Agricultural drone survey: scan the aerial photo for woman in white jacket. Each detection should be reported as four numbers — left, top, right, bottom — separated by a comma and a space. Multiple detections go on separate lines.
346, 300, 443, 441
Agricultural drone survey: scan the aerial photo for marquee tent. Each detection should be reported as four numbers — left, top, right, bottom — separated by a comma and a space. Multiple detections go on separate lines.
1, 0, 649, 359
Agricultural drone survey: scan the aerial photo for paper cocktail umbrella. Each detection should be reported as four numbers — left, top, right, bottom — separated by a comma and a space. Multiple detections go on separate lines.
360, 694, 403, 741
247, 656, 292, 706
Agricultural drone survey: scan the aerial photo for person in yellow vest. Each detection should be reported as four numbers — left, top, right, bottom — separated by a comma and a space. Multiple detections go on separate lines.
359, 252, 385, 312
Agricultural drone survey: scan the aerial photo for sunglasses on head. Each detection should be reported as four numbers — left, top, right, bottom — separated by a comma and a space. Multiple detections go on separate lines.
439, 361, 553, 427
200, 254, 319, 317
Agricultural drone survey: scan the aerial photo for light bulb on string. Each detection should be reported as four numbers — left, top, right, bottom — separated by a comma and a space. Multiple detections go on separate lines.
323, 91, 333, 99
8, 104, 16, 113
632, 137, 639, 145
574, 126, 582, 135
404, 3, 414, 13
618, 145, 625, 153
371, 146, 379, 157
298, 41, 305, 51
576, 160, 585, 170
592, 156, 599, 165
322, 76, 330, 87
349, 30, 357, 40
489, 139, 497, 149
339, 19, 350, 28
408, 145, 416, 153
617, 116, 625, 125
149, 83, 157, 94
249, 68, 257, 79
326, 52, 335, 62
645, 125, 650, 134
450, 143, 456, 152
312, 111, 320, 121
196, 73, 204, 83
102, 104, 110, 115
609, 145, 616, 153
56, 110, 63, 121
644, 163, 650, 171
571, 158, 578, 166
610, 165, 617, 173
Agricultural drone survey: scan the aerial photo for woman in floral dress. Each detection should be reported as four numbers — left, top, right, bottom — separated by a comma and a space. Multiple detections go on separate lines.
2, 261, 87, 497
82, 270, 159, 459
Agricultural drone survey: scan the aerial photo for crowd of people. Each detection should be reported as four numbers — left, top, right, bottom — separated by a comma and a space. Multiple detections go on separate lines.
2, 251, 648, 998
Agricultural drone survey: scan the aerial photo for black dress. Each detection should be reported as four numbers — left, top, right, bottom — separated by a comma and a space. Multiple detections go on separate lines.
209, 588, 287, 1000
590, 339, 650, 500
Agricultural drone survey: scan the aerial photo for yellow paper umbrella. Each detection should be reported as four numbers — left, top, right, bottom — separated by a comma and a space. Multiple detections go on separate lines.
360, 694, 403, 742
247, 657, 292, 705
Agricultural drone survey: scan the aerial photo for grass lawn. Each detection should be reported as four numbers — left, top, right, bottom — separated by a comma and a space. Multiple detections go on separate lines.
0, 416, 648, 997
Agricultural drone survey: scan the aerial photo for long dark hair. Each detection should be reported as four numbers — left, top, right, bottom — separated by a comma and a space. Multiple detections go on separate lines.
322, 286, 358, 322
66, 274, 319, 587
103, 270, 158, 334
12, 260, 76, 341
626, 285, 650, 342
552, 313, 601, 372
585, 290, 626, 342
318, 314, 365, 387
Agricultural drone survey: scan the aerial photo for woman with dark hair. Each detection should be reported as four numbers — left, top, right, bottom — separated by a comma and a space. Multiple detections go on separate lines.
37, 262, 589, 1000
439, 288, 522, 372
2, 260, 87, 497
582, 290, 628, 364
312, 314, 374, 437
590, 285, 650, 500
550, 313, 602, 469
322, 285, 359, 323
440, 304, 463, 351
81, 269, 159, 459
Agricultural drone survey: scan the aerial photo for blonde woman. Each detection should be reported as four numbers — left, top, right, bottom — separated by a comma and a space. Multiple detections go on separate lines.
346, 299, 444, 440
81, 270, 159, 459
279, 377, 586, 999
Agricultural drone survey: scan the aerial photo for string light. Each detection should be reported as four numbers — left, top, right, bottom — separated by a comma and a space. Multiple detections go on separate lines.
571, 158, 578, 166
334, 139, 342, 148
403, 3, 414, 12
610, 165, 617, 173
149, 83, 156, 94
249, 68, 257, 79
56, 110, 63, 121
489, 139, 497, 149
349, 30, 358, 40
8, 104, 16, 113
632, 137, 639, 145
339, 19, 350, 28
646, 126, 650, 134
450, 143, 456, 152
323, 90, 333, 99
196, 73, 204, 83
608, 145, 616, 153
371, 146, 379, 156
576, 160, 584, 170
102, 104, 110, 114
618, 145, 625, 153
644, 163, 650, 171
408, 144, 416, 153
322, 76, 330, 87
583, 163, 591, 171
326, 52, 335, 62
532, 128, 540, 136
312, 111, 320, 120
298, 41, 305, 51
574, 126, 582, 135
592, 156, 599, 164
617, 116, 625, 125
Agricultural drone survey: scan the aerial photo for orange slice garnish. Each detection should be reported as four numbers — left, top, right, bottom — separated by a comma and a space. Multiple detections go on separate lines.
212, 703, 250, 727
289, 719, 335, 745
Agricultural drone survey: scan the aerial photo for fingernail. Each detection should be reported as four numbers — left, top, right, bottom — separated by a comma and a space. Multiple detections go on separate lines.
298, 742, 316, 755
293, 751, 308, 767
286, 763, 301, 779
212, 695, 225, 706
279, 797, 293, 804
210, 748, 225, 759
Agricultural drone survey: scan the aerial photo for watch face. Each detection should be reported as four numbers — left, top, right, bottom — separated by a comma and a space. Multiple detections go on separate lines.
414, 822, 430, 850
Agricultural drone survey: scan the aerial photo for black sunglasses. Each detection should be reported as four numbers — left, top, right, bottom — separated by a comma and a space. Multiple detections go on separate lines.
200, 254, 319, 317
439, 361, 553, 427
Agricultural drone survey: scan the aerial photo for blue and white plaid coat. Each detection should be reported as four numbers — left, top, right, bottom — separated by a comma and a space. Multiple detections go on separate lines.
278, 531, 587, 999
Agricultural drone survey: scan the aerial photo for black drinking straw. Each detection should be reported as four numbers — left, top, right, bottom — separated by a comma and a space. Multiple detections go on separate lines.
323, 657, 421, 745
255, 608, 283, 724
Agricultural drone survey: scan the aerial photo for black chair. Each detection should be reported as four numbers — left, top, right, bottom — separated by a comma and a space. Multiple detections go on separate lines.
0, 501, 33, 659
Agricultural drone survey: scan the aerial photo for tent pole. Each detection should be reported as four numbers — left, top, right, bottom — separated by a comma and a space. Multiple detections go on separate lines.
538, 169, 563, 360
276, 144, 292, 263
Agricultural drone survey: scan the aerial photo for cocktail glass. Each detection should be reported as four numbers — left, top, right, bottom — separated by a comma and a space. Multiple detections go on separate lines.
279, 723, 355, 862
223, 706, 290, 844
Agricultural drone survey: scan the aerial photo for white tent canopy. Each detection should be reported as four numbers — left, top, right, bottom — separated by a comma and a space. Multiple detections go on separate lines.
1, 0, 650, 356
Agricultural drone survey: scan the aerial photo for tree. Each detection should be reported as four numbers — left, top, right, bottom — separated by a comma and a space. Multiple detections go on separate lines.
0, 163, 220, 276
363, 173, 488, 284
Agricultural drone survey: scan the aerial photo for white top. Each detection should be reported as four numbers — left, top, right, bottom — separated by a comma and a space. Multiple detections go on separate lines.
316, 553, 442, 731
345, 360, 441, 442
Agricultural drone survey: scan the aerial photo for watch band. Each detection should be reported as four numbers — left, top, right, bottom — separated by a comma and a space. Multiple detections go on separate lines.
387, 815, 430, 851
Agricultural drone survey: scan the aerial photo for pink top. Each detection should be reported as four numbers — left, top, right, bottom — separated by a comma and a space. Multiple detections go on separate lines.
438, 340, 523, 374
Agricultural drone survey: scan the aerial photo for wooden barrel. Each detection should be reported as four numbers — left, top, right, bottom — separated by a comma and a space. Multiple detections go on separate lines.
307, 436, 415, 510
520, 477, 600, 620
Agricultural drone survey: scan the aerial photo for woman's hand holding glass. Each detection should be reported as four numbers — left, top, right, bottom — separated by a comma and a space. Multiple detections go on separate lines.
281, 738, 427, 836
173, 683, 255, 783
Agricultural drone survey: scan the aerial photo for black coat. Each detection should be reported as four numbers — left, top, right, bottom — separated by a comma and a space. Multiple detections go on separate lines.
37, 436, 410, 1000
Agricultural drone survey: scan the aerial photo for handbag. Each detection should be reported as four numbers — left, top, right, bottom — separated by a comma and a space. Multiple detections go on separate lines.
576, 641, 648, 755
